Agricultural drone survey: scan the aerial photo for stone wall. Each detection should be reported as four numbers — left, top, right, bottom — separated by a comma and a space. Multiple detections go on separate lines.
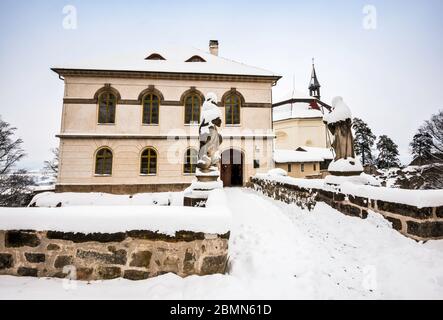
248, 177, 443, 241
0, 229, 229, 280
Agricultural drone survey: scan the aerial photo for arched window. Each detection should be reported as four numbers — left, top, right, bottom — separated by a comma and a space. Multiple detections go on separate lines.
142, 94, 160, 124
140, 148, 157, 175
95, 148, 113, 175
98, 92, 117, 124
224, 93, 241, 125
184, 94, 201, 124
184, 148, 198, 174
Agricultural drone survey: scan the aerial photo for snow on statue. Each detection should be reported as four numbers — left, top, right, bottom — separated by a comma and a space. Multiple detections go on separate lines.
323, 96, 363, 174
197, 92, 223, 173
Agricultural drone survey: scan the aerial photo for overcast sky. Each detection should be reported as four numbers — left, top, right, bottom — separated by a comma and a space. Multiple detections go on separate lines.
0, 0, 442, 169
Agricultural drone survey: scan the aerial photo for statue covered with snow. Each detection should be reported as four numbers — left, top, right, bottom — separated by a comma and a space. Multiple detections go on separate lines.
197, 92, 223, 173
323, 97, 363, 175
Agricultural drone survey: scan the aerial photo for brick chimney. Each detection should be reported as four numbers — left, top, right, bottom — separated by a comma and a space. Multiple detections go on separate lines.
209, 40, 219, 56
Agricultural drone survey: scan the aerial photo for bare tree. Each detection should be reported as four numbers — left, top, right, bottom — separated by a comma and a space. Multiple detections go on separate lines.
0, 116, 25, 175
43, 147, 59, 178
0, 169, 35, 207
422, 109, 443, 161
0, 116, 34, 206
415, 110, 443, 189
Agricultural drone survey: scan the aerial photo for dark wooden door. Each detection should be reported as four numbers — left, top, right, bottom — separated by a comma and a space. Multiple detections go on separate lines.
221, 162, 232, 186
221, 149, 243, 187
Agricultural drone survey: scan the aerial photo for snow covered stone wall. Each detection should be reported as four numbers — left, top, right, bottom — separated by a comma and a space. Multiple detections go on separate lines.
0, 191, 231, 280
0, 229, 229, 280
248, 176, 443, 241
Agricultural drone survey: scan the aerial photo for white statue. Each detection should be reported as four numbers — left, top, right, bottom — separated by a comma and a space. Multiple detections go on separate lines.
197, 93, 223, 173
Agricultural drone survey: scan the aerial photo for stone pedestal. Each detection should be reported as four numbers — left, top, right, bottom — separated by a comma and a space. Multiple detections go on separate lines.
325, 158, 364, 188
184, 169, 223, 207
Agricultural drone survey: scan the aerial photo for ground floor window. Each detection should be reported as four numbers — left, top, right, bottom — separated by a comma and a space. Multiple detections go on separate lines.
140, 148, 157, 175
95, 148, 113, 175
184, 148, 198, 174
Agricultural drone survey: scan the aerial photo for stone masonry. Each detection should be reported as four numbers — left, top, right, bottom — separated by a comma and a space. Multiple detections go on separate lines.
248, 177, 443, 241
0, 229, 229, 280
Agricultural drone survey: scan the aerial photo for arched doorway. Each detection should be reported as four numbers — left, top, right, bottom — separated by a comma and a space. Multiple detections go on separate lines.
221, 148, 244, 187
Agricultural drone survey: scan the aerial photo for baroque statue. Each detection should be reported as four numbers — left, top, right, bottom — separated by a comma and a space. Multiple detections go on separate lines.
323, 96, 362, 174
197, 92, 223, 173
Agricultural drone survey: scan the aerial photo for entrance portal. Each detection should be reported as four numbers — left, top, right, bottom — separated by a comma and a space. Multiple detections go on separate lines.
221, 148, 244, 187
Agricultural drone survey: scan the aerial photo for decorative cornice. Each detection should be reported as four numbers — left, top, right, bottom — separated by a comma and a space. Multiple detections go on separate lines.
51, 68, 281, 84
221, 88, 246, 106
93, 84, 121, 102
179, 87, 205, 105
242, 103, 272, 108
63, 99, 272, 108
57, 133, 274, 140
137, 85, 165, 103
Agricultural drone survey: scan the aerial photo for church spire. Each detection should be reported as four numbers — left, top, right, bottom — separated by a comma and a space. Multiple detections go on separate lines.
309, 58, 321, 99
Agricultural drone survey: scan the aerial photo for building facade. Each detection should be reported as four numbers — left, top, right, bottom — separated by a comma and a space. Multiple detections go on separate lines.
52, 41, 281, 193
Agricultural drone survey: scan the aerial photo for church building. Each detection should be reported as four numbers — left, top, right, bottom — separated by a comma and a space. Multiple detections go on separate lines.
52, 41, 281, 194
272, 62, 334, 178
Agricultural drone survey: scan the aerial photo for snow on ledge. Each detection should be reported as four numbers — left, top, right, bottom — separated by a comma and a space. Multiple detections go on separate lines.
340, 182, 443, 208
29, 191, 184, 207
328, 158, 363, 172
253, 173, 443, 208
254, 173, 325, 190
0, 190, 231, 236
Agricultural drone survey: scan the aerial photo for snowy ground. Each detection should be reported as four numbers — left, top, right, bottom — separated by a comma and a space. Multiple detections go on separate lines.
1, 188, 443, 299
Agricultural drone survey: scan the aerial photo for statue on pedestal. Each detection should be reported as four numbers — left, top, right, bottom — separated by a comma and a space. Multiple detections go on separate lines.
197, 92, 223, 175
323, 97, 363, 176
184, 92, 223, 207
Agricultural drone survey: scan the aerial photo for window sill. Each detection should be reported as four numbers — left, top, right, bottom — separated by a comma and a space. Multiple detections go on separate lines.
224, 124, 241, 127
183, 173, 196, 176
184, 123, 199, 126
97, 123, 116, 126
142, 124, 159, 126
140, 174, 157, 176
94, 174, 112, 177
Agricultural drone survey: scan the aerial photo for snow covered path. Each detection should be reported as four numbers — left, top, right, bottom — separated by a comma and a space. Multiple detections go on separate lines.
1, 188, 443, 299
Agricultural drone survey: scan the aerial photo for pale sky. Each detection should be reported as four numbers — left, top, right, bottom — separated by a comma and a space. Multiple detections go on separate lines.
0, 0, 442, 169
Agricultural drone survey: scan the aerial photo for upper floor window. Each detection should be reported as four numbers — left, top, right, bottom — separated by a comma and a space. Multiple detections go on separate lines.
142, 93, 160, 124
95, 148, 113, 175
224, 93, 241, 125
140, 148, 157, 175
184, 94, 201, 124
184, 148, 198, 174
98, 92, 116, 124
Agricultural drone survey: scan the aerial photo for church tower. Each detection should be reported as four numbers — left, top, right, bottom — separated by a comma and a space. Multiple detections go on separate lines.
309, 58, 321, 99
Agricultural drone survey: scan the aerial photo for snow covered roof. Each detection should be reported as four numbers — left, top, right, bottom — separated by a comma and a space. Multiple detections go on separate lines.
273, 102, 323, 121
275, 89, 314, 102
296, 146, 334, 160
273, 149, 324, 163
52, 46, 281, 78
